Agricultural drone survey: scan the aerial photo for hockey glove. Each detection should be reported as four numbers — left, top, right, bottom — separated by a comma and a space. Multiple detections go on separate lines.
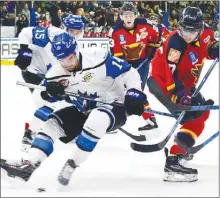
181, 99, 214, 123
207, 41, 219, 59
14, 46, 33, 70
46, 81, 65, 97
171, 89, 191, 105
124, 88, 147, 116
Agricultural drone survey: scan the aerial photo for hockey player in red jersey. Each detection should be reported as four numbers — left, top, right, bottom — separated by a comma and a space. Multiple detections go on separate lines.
149, 14, 169, 42
148, 6, 219, 182
111, 2, 161, 137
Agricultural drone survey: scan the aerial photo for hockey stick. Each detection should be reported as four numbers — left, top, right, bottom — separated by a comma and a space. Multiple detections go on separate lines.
175, 131, 219, 154
118, 128, 146, 141
16, 81, 175, 118
131, 58, 219, 152
16, 81, 218, 112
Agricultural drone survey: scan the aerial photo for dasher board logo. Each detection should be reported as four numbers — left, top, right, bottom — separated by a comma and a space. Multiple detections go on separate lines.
168, 48, 181, 63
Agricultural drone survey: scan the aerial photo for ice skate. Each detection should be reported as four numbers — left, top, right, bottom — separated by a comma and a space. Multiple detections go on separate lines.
0, 158, 40, 182
58, 159, 78, 186
163, 154, 198, 182
138, 116, 160, 140
20, 123, 36, 152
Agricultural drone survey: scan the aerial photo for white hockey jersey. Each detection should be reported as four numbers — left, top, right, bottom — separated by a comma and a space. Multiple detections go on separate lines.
43, 51, 142, 108
18, 26, 64, 75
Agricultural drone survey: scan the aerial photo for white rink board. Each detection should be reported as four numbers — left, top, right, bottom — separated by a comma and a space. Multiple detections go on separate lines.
1, 59, 219, 197
1, 37, 109, 66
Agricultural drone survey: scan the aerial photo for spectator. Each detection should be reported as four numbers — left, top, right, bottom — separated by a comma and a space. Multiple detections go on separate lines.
35, 7, 43, 22
50, 7, 62, 28
169, 9, 179, 29
16, 13, 29, 37
82, 1, 93, 12
0, 5, 9, 25
21, 3, 30, 24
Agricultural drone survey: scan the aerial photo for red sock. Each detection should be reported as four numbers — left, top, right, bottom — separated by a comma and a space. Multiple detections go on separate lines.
169, 144, 186, 155
142, 104, 154, 120
25, 122, 30, 130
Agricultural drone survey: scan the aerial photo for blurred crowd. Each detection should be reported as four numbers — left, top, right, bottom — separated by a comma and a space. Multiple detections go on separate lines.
0, 1, 219, 37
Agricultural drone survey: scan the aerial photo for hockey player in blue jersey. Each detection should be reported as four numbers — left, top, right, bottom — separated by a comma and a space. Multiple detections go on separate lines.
14, 15, 85, 151
0, 32, 148, 184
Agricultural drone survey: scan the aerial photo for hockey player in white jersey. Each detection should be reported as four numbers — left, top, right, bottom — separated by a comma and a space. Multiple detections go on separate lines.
14, 15, 85, 151
0, 32, 148, 184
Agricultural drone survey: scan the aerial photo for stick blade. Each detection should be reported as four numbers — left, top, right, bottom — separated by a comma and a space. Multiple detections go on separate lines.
130, 142, 162, 152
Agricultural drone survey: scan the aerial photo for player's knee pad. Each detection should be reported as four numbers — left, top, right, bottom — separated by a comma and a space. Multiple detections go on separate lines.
76, 109, 111, 152
31, 132, 54, 156
43, 118, 66, 141
34, 105, 54, 122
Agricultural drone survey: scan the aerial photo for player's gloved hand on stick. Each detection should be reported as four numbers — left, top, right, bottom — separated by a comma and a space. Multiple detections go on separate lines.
46, 81, 65, 97
124, 88, 147, 116
171, 89, 191, 105
208, 41, 219, 59
14, 45, 33, 70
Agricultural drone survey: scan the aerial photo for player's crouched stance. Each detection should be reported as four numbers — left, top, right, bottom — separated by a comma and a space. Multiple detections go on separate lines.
149, 7, 219, 182
1, 33, 147, 183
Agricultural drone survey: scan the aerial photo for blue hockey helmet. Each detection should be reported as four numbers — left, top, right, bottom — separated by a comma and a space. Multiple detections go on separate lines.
179, 6, 204, 32
178, 6, 204, 42
63, 14, 84, 30
51, 32, 77, 59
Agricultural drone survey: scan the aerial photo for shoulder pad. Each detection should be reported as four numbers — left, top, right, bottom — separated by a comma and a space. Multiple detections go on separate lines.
166, 32, 187, 64
32, 26, 50, 48
112, 23, 123, 33
105, 55, 131, 79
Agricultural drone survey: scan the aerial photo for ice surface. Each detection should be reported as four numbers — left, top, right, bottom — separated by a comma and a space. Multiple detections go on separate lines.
1, 60, 219, 197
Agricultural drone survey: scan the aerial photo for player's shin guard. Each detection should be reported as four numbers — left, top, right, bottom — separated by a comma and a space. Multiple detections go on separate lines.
24, 132, 54, 164
58, 109, 110, 186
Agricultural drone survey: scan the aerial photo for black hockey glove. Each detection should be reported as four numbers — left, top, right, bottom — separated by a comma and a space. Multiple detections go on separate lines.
14, 45, 33, 70
45, 81, 65, 97
207, 41, 219, 59
124, 88, 147, 116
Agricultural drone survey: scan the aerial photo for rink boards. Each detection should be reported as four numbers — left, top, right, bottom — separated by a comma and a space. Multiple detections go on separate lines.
0, 38, 109, 66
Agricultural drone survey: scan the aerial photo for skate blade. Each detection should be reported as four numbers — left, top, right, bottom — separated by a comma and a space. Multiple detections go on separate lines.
163, 171, 198, 182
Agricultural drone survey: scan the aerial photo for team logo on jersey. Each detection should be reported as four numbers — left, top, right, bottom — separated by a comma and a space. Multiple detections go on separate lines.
119, 34, 126, 44
203, 35, 210, 43
168, 48, 181, 63
58, 79, 69, 88
189, 51, 198, 65
140, 32, 148, 39
82, 72, 94, 82
139, 28, 146, 32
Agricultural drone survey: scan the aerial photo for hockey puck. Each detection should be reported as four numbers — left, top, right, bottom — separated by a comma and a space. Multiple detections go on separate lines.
37, 187, 46, 192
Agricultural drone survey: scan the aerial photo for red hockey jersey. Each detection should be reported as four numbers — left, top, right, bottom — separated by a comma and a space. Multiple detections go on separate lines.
111, 18, 160, 62
150, 25, 216, 95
